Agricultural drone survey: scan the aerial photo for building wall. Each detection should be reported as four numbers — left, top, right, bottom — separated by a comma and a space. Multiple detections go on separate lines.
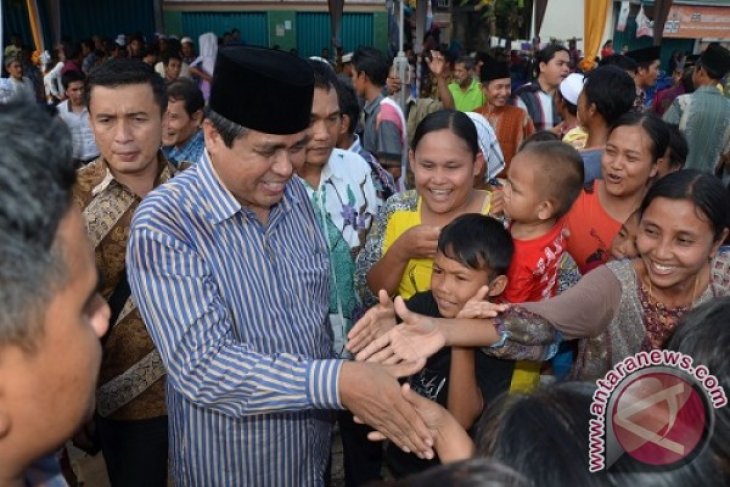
536, 0, 614, 57
163, 1, 387, 54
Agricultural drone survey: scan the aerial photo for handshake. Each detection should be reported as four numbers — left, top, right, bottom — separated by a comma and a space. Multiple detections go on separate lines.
339, 288, 509, 462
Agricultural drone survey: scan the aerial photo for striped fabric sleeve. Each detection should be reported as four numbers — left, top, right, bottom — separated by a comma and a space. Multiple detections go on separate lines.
127, 224, 344, 416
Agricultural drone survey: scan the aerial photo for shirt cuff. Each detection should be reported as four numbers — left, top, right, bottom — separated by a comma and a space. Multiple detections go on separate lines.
488, 319, 509, 349
306, 359, 344, 410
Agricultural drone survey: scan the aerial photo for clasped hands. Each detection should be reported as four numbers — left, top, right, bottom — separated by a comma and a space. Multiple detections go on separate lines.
342, 287, 507, 459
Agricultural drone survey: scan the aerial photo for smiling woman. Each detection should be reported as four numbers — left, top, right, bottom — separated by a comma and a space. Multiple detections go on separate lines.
355, 110, 497, 305
495, 170, 730, 380
565, 113, 668, 274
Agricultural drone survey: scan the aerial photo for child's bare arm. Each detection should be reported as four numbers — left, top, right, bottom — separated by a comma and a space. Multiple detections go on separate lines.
447, 347, 484, 429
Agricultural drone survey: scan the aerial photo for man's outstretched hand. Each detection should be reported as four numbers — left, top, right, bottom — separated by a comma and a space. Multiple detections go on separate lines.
340, 358, 434, 458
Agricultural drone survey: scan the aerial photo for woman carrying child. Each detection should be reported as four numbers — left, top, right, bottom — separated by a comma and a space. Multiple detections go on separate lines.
352, 170, 730, 382
566, 112, 669, 274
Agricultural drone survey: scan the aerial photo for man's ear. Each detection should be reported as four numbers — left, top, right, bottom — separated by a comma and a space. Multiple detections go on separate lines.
192, 109, 204, 126
202, 119, 221, 155
488, 275, 508, 297
339, 114, 351, 137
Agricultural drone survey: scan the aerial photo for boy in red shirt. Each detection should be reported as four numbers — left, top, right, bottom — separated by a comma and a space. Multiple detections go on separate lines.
502, 140, 584, 389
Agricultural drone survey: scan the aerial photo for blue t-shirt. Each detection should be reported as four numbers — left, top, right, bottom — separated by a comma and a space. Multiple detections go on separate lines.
580, 148, 604, 185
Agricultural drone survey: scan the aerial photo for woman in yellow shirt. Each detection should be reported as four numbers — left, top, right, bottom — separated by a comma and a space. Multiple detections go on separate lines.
355, 109, 498, 304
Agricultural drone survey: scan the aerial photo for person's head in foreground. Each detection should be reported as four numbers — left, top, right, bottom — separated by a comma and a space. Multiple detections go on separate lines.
668, 297, 730, 482
431, 214, 514, 318
0, 102, 109, 483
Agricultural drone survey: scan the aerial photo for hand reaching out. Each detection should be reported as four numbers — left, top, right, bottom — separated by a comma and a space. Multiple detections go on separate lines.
340, 359, 435, 458
426, 50, 448, 79
347, 290, 397, 354
356, 296, 445, 364
456, 285, 509, 319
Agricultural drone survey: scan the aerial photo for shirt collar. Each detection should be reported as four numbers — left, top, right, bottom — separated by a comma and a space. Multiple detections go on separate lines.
363, 93, 384, 116
91, 151, 173, 197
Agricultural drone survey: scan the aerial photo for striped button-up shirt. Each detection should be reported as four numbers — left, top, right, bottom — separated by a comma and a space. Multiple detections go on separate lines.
127, 151, 344, 486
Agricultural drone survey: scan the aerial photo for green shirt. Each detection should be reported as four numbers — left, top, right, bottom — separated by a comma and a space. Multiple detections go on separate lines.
664, 85, 730, 174
448, 78, 485, 112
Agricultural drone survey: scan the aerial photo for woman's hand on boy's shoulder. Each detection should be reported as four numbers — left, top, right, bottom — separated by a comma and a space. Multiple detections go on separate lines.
347, 290, 397, 354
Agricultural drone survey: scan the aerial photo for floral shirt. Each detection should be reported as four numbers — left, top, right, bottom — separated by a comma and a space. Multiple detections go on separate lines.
300, 149, 384, 356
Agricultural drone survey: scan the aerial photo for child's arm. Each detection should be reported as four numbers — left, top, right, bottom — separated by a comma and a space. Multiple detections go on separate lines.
447, 347, 484, 430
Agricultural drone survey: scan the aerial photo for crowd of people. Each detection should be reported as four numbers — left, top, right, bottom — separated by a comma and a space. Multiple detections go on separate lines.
1, 26, 730, 487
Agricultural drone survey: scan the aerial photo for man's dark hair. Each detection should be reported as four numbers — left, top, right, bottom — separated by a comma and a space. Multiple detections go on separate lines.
438, 214, 514, 277
167, 78, 204, 117
335, 75, 360, 136
598, 54, 638, 75
583, 65, 636, 125
0, 102, 76, 350
455, 56, 475, 71
308, 59, 338, 91
351, 46, 390, 87
534, 44, 569, 78
85, 58, 167, 113
63, 41, 82, 61
61, 69, 86, 91
161, 49, 182, 67
696, 58, 724, 81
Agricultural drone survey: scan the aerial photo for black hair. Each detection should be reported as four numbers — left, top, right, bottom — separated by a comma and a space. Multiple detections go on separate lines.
63, 41, 82, 61
412, 109, 479, 158
518, 141, 585, 219
557, 88, 578, 116
437, 214, 514, 277
518, 130, 559, 151
335, 75, 359, 136
167, 77, 205, 116
61, 69, 85, 91
598, 54, 638, 74
665, 123, 688, 170
351, 46, 390, 87
609, 112, 670, 162
696, 58, 725, 81
476, 382, 608, 486
639, 169, 730, 241
85, 58, 167, 113
668, 297, 730, 477
161, 49, 182, 66
533, 44, 569, 78
392, 458, 528, 486
0, 102, 76, 350
308, 58, 338, 91
583, 65, 636, 125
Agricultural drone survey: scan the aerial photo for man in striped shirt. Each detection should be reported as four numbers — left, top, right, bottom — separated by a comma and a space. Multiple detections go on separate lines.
127, 46, 433, 486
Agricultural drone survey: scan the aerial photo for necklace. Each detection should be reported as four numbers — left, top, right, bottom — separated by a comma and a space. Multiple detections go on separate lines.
646, 272, 700, 310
